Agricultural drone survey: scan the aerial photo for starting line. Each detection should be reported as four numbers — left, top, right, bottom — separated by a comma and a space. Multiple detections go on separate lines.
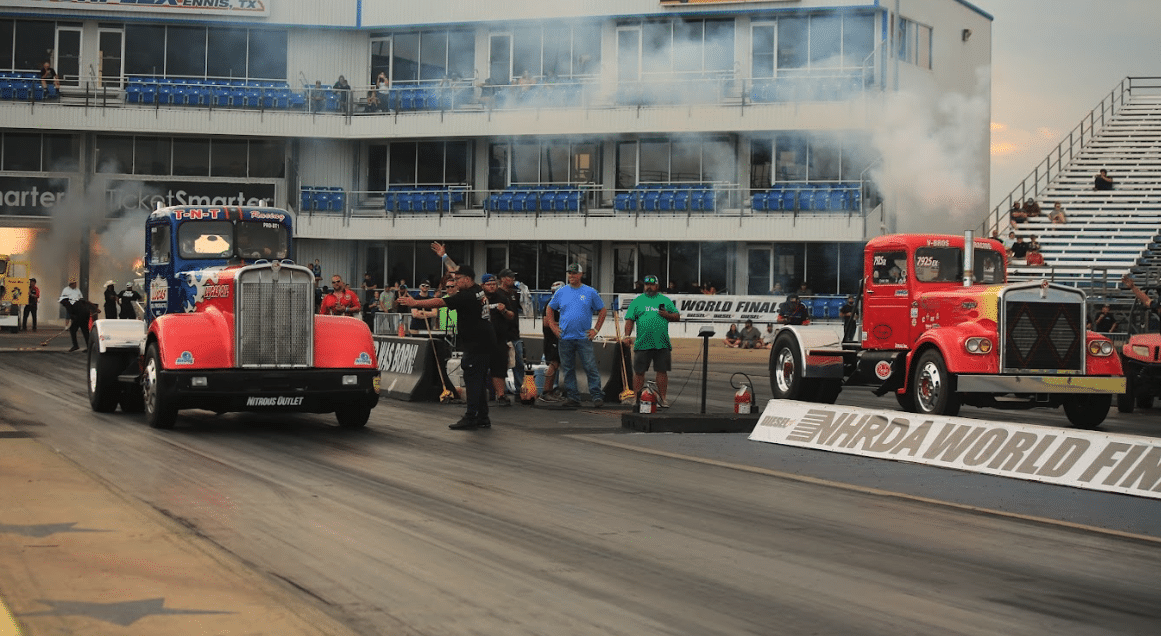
749, 400, 1161, 500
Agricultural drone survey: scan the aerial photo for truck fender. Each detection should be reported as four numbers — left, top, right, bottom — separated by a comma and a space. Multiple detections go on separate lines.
1086, 331, 1123, 376
314, 315, 378, 369
911, 322, 999, 376
773, 324, 845, 379
92, 318, 145, 353
148, 311, 233, 368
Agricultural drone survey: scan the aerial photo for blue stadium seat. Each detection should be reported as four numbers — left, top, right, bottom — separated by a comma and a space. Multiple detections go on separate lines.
673, 190, 691, 211
810, 298, 828, 319
781, 190, 798, 211
614, 192, 635, 211
642, 191, 661, 212
752, 192, 767, 212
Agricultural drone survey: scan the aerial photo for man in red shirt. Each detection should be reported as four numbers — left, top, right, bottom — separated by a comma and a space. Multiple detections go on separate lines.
22, 278, 40, 331
320, 274, 361, 316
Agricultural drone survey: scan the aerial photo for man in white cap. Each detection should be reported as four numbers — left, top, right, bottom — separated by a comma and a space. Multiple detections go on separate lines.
119, 282, 142, 319
545, 263, 606, 408
59, 278, 93, 352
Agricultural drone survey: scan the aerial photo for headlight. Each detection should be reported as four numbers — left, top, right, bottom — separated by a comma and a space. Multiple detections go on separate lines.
965, 337, 993, 354
1132, 344, 1151, 358
1088, 340, 1114, 356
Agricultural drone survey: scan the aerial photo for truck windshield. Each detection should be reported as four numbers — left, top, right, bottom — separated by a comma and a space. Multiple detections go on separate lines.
914, 247, 963, 283
177, 221, 289, 260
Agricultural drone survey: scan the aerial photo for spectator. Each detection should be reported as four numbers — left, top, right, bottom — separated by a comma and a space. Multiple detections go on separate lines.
739, 319, 762, 349
1025, 246, 1045, 267
22, 277, 39, 331
481, 273, 516, 406
498, 268, 526, 395
1094, 169, 1114, 191
1010, 236, 1029, 261
537, 281, 566, 404
1090, 304, 1119, 333
320, 274, 361, 316
365, 90, 381, 113
840, 294, 858, 342
118, 282, 141, 319
701, 281, 717, 295
1009, 200, 1027, 225
544, 263, 607, 408
771, 282, 783, 294
760, 323, 776, 349
309, 80, 325, 112
40, 61, 61, 92
311, 259, 322, 287
399, 265, 495, 430
1024, 198, 1042, 217
723, 323, 741, 348
363, 289, 383, 332
1003, 230, 1016, 254
333, 74, 351, 110
409, 282, 436, 335
797, 282, 813, 297
777, 293, 810, 325
1049, 202, 1067, 224
361, 272, 379, 305
622, 274, 680, 407
375, 71, 389, 110
1122, 274, 1160, 331
666, 281, 678, 295
102, 280, 118, 320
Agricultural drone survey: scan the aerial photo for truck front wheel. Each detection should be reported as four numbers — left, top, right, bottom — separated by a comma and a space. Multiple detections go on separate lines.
770, 334, 807, 400
143, 343, 177, 429
1063, 394, 1110, 430
87, 332, 120, 413
335, 404, 371, 428
912, 349, 960, 417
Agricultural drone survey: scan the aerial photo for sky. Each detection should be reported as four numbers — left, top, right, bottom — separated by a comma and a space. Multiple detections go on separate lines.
979, 0, 1161, 209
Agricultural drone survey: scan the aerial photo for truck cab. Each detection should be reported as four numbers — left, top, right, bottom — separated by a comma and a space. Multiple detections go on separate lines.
88, 205, 379, 429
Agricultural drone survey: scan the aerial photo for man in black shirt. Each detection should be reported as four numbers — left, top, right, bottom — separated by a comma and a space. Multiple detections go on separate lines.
399, 265, 495, 429
1010, 236, 1030, 260
1090, 304, 1119, 333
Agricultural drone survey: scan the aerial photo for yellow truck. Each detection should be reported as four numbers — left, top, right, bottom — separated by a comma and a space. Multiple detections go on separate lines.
0, 255, 31, 333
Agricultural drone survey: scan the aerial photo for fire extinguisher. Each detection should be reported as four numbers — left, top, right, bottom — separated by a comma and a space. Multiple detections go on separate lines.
731, 373, 757, 414
639, 385, 657, 414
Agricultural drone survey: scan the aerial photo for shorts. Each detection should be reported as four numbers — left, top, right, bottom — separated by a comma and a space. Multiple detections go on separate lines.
632, 348, 672, 375
542, 329, 560, 364
490, 343, 509, 379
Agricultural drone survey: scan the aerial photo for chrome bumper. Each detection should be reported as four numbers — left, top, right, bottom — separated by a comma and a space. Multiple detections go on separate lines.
957, 375, 1126, 394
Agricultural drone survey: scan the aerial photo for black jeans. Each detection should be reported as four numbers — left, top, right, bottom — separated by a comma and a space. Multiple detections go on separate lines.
22, 303, 37, 330
462, 351, 490, 423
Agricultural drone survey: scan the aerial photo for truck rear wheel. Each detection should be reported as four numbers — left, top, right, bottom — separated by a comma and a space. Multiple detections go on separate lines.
87, 332, 120, 413
1116, 372, 1135, 413
143, 343, 177, 429
335, 404, 371, 428
769, 334, 807, 400
1063, 394, 1110, 430
808, 379, 842, 404
912, 349, 960, 417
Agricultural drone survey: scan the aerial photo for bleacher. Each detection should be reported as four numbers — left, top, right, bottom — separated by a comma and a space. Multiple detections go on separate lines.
485, 186, 583, 213
1005, 91, 1161, 297
0, 71, 58, 101
751, 182, 861, 213
613, 183, 717, 213
125, 77, 305, 110
384, 186, 466, 213
300, 187, 346, 213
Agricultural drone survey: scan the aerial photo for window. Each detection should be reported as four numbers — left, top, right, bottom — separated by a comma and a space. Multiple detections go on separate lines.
872, 250, 907, 285
94, 135, 133, 174
178, 220, 233, 259
387, 30, 474, 84
134, 137, 171, 176
639, 19, 734, 76
125, 25, 287, 80
149, 224, 171, 265
915, 247, 963, 283
383, 141, 472, 187
897, 17, 932, 70
3, 133, 41, 171
758, 13, 876, 77
172, 138, 209, 177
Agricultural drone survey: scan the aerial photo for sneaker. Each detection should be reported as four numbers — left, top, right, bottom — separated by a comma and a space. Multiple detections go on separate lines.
561, 399, 581, 408
68, 345, 80, 352
537, 391, 563, 404
449, 417, 479, 430
592, 399, 604, 408
497, 395, 512, 407
476, 419, 492, 429
657, 397, 670, 409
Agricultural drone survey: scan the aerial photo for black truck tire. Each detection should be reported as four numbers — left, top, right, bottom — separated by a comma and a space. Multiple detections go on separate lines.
911, 349, 961, 417
87, 331, 121, 413
1063, 394, 1111, 430
143, 342, 177, 429
335, 404, 372, 428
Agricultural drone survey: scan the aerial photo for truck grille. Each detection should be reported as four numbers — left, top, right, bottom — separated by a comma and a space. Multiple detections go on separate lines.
236, 265, 314, 368
1003, 299, 1083, 373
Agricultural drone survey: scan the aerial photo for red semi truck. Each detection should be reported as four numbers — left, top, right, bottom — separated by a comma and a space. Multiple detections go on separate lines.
768, 233, 1125, 429
87, 205, 380, 429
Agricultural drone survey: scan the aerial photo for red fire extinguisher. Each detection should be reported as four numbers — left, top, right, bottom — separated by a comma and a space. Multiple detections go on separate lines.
639, 385, 657, 414
735, 384, 754, 414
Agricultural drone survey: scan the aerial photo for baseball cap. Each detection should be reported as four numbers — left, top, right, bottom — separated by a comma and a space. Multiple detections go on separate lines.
550, 281, 565, 292
126, 282, 133, 288
481, 273, 498, 284
566, 263, 583, 274
499, 268, 518, 279
643, 275, 659, 285
454, 265, 476, 280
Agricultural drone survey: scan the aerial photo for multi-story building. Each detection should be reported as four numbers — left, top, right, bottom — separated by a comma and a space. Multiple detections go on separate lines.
0, 0, 992, 297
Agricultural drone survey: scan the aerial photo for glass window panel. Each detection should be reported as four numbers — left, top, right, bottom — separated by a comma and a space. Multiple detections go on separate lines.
775, 133, 807, 182
642, 22, 671, 74
248, 29, 287, 80
367, 144, 387, 192
488, 143, 508, 190
446, 141, 469, 185
917, 24, 932, 70
750, 138, 773, 189
670, 141, 701, 182
638, 242, 667, 288
415, 142, 443, 184
613, 244, 635, 293
896, 19, 910, 64
210, 139, 247, 178
134, 137, 171, 175
13, 20, 53, 70
572, 142, 598, 184
616, 141, 637, 190
485, 244, 508, 278
165, 26, 206, 78
447, 31, 474, 80
389, 142, 416, 185
510, 141, 539, 185
207, 28, 248, 79
569, 242, 597, 285
617, 29, 639, 82
513, 26, 541, 78
386, 241, 417, 289
806, 243, 839, 294
125, 25, 165, 76
542, 142, 569, 184
809, 15, 842, 67
840, 135, 875, 181
669, 242, 700, 293
639, 140, 669, 183
43, 134, 80, 173
772, 242, 804, 292
420, 31, 448, 80
0, 20, 14, 69
172, 138, 209, 176
839, 243, 864, 295
4, 132, 40, 171
752, 25, 775, 78
672, 20, 702, 73
573, 25, 601, 76
539, 242, 569, 292
149, 224, 171, 265
842, 14, 875, 69
777, 17, 808, 70
249, 139, 284, 179
543, 26, 569, 79
370, 38, 391, 83
509, 241, 539, 289
700, 242, 729, 294
702, 137, 735, 183
94, 135, 133, 174
748, 248, 772, 295
809, 139, 840, 181
393, 33, 420, 83
704, 20, 734, 73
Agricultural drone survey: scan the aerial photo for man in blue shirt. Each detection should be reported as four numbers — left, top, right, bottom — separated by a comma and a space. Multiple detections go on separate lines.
545, 263, 607, 408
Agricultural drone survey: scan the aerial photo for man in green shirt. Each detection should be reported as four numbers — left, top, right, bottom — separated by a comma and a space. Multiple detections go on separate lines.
621, 275, 680, 407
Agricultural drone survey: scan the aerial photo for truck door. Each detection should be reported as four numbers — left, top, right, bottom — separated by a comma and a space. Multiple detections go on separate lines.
863, 246, 911, 350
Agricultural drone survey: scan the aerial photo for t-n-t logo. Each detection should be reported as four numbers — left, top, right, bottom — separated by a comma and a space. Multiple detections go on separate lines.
174, 209, 222, 220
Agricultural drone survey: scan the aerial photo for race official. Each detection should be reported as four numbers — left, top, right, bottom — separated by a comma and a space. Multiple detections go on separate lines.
59, 278, 94, 352
622, 275, 679, 408
320, 275, 361, 316
777, 293, 810, 326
